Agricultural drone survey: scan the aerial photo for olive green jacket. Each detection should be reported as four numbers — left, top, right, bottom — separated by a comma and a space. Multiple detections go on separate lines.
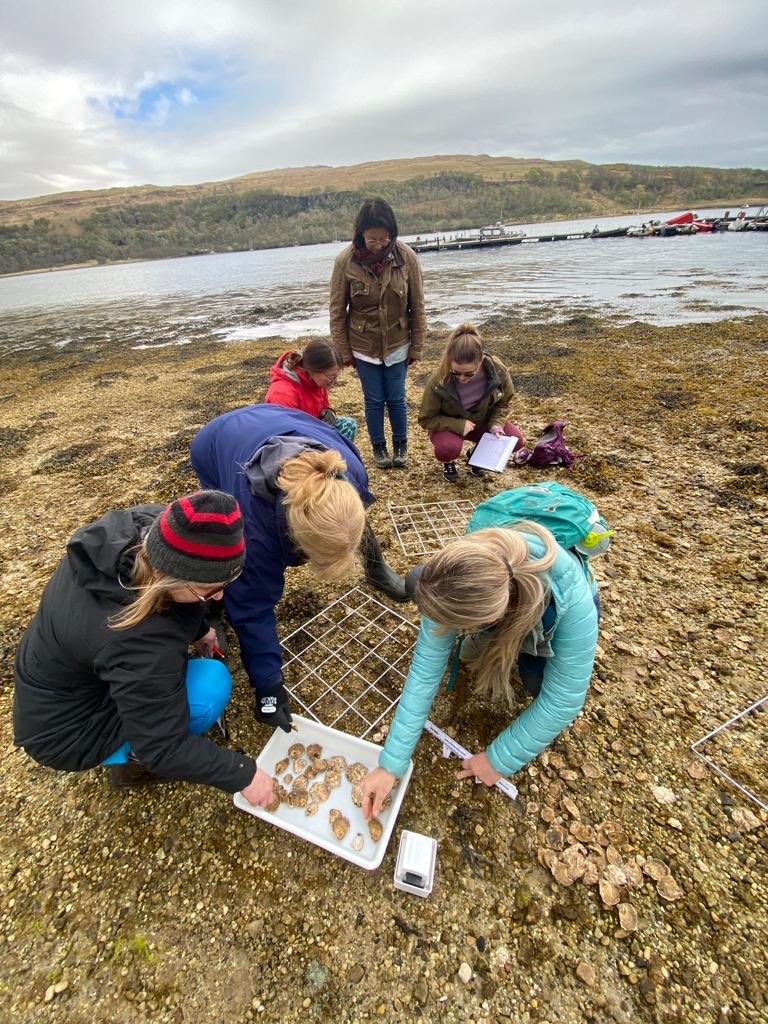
329, 241, 426, 363
418, 354, 516, 435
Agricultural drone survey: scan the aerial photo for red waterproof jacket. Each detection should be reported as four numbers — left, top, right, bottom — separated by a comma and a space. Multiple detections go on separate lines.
264, 351, 329, 418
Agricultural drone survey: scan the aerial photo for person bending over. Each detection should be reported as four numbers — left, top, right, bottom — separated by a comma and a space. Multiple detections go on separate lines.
14, 490, 274, 804
190, 404, 407, 733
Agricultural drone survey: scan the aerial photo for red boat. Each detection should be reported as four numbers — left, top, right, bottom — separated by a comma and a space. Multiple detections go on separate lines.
663, 211, 694, 225
692, 220, 714, 232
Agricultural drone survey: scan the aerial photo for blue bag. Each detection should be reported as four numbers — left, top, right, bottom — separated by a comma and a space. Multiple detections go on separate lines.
468, 482, 613, 557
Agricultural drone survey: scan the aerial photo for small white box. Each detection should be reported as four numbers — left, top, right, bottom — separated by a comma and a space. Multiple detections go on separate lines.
394, 830, 437, 898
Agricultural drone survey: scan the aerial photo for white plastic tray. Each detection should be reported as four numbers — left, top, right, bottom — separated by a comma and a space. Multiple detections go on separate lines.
233, 715, 413, 870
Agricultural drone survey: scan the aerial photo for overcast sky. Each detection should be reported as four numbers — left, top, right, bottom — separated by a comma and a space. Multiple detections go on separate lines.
1, 0, 765, 201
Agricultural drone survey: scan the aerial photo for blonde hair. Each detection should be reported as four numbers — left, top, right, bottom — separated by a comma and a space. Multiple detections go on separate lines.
110, 546, 191, 630
278, 449, 365, 582
438, 323, 484, 384
414, 521, 558, 702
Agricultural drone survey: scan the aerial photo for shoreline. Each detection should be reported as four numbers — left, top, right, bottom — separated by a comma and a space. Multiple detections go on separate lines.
1, 197, 764, 280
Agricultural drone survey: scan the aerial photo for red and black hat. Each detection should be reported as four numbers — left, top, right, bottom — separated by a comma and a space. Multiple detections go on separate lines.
145, 490, 245, 583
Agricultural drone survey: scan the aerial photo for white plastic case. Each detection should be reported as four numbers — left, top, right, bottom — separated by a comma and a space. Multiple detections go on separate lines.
233, 714, 413, 870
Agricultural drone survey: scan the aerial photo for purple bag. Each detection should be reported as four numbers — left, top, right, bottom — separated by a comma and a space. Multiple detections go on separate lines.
512, 420, 581, 468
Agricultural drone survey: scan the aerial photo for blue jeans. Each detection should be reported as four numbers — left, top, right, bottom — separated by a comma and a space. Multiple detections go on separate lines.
354, 358, 408, 447
102, 659, 232, 765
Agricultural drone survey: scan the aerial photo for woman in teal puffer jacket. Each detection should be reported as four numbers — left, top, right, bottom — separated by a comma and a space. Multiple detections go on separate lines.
360, 517, 599, 818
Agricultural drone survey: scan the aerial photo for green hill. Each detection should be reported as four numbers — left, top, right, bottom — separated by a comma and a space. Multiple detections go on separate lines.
1, 154, 766, 275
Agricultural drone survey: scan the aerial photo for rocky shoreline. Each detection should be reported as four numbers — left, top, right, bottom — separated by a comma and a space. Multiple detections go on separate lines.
0, 313, 766, 1023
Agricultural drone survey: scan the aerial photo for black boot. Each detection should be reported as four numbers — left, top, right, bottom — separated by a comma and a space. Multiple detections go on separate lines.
392, 440, 408, 469
372, 442, 393, 469
360, 523, 408, 602
109, 755, 173, 790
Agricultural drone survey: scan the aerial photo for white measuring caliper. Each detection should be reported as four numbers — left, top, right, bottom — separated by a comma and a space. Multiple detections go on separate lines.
424, 719, 518, 801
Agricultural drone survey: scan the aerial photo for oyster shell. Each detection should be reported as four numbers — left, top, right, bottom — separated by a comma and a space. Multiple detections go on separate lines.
328, 808, 342, 823
274, 757, 289, 775
351, 833, 364, 852
327, 755, 347, 771
367, 817, 383, 843
310, 781, 331, 803
265, 792, 280, 813
283, 773, 293, 786
292, 757, 307, 775
325, 768, 342, 788
310, 758, 328, 774
292, 775, 308, 793
288, 789, 308, 808
305, 802, 318, 817
350, 784, 363, 808
346, 762, 368, 784
288, 742, 305, 759
331, 814, 350, 841
306, 743, 322, 760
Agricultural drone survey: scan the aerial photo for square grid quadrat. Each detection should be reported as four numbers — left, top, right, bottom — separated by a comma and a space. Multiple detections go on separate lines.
280, 587, 418, 739
691, 694, 767, 811
388, 499, 476, 556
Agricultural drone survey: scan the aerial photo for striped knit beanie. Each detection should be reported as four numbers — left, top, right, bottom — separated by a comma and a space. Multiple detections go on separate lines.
145, 490, 245, 583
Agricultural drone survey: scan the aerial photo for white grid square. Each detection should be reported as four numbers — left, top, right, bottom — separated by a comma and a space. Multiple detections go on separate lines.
388, 500, 476, 556
280, 587, 418, 739
691, 694, 767, 811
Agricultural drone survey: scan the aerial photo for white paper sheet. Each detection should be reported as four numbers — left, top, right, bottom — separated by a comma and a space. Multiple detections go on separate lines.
467, 432, 518, 472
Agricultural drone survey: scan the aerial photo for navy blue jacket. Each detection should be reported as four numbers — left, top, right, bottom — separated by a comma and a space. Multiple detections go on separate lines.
190, 405, 374, 695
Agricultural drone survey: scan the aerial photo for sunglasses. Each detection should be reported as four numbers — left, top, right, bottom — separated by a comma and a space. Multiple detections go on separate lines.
450, 366, 481, 381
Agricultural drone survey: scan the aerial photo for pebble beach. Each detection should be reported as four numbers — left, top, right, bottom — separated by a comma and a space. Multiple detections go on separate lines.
0, 311, 766, 1024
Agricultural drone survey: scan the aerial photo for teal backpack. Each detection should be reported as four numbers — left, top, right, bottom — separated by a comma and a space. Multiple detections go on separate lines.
467, 482, 613, 558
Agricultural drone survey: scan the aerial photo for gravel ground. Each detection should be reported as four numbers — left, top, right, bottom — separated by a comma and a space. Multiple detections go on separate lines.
0, 312, 766, 1024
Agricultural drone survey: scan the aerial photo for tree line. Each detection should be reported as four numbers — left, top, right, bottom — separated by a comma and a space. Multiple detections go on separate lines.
1, 164, 766, 275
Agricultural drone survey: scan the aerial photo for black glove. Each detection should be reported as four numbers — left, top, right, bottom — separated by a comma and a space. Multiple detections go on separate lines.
319, 407, 338, 426
254, 680, 293, 733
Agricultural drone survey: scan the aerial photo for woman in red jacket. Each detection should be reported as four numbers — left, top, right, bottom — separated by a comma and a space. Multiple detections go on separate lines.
265, 337, 358, 441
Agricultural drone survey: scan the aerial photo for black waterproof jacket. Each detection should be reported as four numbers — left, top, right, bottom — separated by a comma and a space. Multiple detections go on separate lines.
13, 505, 256, 792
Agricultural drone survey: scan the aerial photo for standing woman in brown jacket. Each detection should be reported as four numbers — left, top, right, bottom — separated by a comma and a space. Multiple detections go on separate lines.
418, 323, 525, 483
329, 198, 426, 469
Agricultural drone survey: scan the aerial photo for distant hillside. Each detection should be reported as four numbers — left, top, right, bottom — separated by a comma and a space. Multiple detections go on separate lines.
1, 154, 766, 275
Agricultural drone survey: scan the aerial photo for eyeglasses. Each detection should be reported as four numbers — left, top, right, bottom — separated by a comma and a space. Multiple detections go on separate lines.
450, 365, 481, 381
322, 369, 342, 383
184, 583, 226, 602
363, 233, 390, 248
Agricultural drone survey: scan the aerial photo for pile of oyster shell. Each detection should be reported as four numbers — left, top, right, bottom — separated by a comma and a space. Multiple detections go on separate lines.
266, 741, 388, 852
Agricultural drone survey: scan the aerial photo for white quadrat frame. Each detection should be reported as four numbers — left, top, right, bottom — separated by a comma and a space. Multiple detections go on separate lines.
691, 694, 767, 811
388, 499, 476, 556
280, 587, 418, 739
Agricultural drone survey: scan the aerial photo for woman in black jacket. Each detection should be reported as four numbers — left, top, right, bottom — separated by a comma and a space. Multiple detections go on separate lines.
13, 490, 274, 803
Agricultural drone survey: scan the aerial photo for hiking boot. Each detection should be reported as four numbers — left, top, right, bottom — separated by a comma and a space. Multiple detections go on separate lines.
108, 756, 173, 790
392, 440, 408, 469
442, 461, 458, 483
372, 443, 393, 469
466, 445, 487, 477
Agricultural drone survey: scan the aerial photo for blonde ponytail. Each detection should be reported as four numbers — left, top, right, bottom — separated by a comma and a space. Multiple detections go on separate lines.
278, 449, 365, 581
414, 521, 558, 702
438, 322, 484, 384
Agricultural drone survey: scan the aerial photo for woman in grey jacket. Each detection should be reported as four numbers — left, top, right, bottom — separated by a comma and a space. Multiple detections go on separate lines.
329, 197, 426, 469
361, 518, 598, 819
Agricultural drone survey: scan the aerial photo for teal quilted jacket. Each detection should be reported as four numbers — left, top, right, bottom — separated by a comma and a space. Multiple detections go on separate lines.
378, 534, 598, 778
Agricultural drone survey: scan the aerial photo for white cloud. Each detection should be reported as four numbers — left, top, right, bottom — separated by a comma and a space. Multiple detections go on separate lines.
0, 0, 765, 199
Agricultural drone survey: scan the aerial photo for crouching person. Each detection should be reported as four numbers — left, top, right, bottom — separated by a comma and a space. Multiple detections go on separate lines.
13, 490, 274, 805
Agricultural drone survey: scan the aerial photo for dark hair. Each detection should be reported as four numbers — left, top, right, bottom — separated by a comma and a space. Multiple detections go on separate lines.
298, 337, 344, 374
353, 198, 398, 248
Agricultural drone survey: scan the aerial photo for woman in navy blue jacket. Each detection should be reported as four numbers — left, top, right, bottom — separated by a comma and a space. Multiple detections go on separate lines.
190, 405, 406, 732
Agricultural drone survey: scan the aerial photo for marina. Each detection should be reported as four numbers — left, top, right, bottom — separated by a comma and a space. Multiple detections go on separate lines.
411, 206, 768, 253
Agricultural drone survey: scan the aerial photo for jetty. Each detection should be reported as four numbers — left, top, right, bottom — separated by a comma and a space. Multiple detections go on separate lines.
411, 207, 768, 254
